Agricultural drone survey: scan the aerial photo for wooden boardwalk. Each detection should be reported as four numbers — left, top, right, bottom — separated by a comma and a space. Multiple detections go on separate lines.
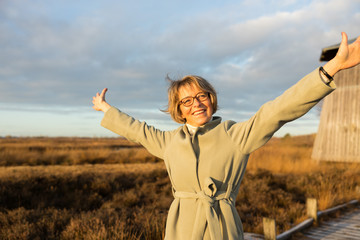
298, 205, 360, 240
244, 204, 360, 240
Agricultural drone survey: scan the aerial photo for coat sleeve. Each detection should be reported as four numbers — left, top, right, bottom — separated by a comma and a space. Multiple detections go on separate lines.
227, 67, 336, 154
100, 107, 171, 159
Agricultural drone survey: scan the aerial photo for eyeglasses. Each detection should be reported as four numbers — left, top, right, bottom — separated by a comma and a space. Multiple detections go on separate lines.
179, 92, 209, 107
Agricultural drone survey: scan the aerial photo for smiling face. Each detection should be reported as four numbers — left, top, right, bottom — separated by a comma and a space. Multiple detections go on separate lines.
178, 84, 214, 127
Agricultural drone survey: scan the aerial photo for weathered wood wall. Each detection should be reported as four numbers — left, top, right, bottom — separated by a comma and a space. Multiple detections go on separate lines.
312, 64, 360, 162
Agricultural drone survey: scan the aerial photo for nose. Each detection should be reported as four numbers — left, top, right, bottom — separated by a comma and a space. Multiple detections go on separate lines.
192, 97, 202, 107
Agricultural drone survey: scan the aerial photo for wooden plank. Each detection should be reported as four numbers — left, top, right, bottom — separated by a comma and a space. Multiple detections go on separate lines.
306, 226, 360, 238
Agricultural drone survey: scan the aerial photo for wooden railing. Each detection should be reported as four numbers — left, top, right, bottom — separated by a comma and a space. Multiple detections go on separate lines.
263, 198, 359, 240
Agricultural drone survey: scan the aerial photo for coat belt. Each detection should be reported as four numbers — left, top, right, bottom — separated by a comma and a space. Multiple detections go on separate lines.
173, 177, 235, 240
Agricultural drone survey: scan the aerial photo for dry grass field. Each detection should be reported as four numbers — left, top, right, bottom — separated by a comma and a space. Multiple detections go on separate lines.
0, 137, 160, 166
0, 135, 359, 239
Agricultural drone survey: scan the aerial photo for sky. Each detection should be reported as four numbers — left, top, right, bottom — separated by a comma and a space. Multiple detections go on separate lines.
0, 0, 359, 138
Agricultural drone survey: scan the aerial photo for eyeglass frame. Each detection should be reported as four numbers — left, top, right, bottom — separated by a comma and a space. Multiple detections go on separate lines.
178, 92, 210, 107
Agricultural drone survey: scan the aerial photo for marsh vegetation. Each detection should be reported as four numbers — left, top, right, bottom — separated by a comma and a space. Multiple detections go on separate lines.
0, 135, 359, 239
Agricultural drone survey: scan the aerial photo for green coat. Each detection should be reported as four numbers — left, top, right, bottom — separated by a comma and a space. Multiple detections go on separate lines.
101, 68, 335, 240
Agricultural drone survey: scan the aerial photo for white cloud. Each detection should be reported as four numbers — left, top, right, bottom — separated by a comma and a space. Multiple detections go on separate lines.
0, 0, 359, 136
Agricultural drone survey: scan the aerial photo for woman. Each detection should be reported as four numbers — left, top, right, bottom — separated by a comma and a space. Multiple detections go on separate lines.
92, 32, 360, 240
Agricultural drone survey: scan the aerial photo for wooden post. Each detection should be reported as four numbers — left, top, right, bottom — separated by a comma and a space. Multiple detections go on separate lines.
263, 217, 276, 240
307, 198, 318, 222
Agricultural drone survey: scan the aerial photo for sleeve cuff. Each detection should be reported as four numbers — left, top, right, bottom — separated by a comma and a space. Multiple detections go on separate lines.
318, 67, 336, 89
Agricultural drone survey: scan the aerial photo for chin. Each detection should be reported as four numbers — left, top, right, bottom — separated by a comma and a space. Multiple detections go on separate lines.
194, 118, 210, 126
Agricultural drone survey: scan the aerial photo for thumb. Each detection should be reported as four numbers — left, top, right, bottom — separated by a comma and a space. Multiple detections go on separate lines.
100, 88, 108, 98
341, 32, 348, 46
338, 32, 348, 52
336, 32, 349, 61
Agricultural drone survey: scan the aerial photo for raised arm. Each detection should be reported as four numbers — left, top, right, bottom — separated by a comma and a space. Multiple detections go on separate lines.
228, 67, 335, 154
92, 88, 172, 159
228, 32, 360, 154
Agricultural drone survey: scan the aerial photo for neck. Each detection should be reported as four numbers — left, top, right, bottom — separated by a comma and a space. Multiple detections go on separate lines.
185, 117, 213, 135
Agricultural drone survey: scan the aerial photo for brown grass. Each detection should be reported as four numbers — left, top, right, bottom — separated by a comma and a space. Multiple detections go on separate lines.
0, 135, 359, 239
248, 134, 318, 173
0, 162, 170, 239
248, 134, 360, 211
0, 137, 160, 166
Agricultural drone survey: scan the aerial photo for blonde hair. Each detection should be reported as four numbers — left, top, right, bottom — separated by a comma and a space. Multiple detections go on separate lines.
163, 75, 218, 124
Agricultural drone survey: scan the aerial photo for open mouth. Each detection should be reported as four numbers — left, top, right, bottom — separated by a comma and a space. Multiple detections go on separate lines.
192, 109, 206, 115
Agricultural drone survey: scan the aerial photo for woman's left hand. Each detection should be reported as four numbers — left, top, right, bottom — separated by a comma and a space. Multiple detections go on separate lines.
335, 32, 360, 70
324, 32, 360, 76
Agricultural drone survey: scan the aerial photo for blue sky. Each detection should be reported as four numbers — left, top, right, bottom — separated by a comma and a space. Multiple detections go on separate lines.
0, 0, 359, 137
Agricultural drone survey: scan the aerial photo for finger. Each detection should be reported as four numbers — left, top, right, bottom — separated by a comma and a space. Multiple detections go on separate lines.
341, 32, 348, 46
100, 88, 108, 98
336, 32, 349, 60
338, 32, 348, 51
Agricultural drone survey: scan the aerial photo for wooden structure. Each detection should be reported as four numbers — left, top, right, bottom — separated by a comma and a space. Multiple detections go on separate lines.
260, 199, 359, 240
311, 39, 360, 162
298, 204, 360, 239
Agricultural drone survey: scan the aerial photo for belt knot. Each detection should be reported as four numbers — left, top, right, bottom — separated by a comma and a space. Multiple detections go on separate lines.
197, 190, 215, 207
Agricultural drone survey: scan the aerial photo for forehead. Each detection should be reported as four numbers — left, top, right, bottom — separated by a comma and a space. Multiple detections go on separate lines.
178, 84, 202, 99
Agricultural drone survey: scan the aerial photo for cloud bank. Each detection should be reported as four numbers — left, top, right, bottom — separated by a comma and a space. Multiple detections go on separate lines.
0, 0, 359, 136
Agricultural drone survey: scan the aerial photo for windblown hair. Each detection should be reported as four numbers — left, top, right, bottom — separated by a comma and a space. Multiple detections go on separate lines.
163, 75, 218, 124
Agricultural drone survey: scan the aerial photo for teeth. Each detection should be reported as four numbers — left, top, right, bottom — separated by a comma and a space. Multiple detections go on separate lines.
193, 110, 205, 115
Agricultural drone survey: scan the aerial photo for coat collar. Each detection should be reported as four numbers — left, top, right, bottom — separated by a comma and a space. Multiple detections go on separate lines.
182, 116, 222, 137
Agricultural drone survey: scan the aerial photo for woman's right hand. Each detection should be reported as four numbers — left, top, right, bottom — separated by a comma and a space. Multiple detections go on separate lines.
92, 88, 111, 112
